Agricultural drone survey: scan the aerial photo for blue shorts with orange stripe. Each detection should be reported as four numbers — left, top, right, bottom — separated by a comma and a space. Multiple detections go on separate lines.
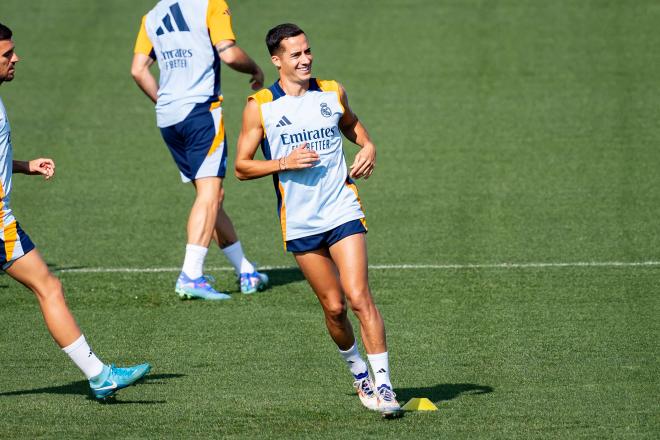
0, 221, 35, 270
160, 98, 228, 183
286, 219, 367, 253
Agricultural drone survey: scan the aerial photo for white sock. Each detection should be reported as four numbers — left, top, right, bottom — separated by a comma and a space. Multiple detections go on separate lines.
338, 342, 369, 379
222, 241, 255, 274
367, 352, 392, 389
62, 335, 104, 380
182, 244, 208, 279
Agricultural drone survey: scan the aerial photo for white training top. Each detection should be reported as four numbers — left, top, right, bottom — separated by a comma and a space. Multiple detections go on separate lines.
134, 0, 235, 127
0, 97, 17, 232
250, 79, 366, 243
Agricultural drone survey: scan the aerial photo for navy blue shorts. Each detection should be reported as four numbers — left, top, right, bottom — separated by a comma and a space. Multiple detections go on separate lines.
286, 219, 367, 253
1, 221, 36, 270
160, 99, 228, 183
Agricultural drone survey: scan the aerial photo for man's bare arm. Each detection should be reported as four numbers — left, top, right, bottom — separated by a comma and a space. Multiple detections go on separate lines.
235, 99, 277, 180
337, 84, 376, 180
216, 39, 264, 91
130, 53, 158, 103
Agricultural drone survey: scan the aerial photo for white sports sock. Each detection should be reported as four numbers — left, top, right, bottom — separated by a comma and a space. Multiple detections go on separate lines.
367, 352, 392, 389
62, 335, 104, 380
339, 342, 369, 379
222, 241, 255, 274
182, 244, 208, 279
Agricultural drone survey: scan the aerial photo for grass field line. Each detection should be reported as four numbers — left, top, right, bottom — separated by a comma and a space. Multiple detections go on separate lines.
54, 260, 660, 274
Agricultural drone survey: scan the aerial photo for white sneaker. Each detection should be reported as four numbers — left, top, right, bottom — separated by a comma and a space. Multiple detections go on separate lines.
353, 376, 379, 410
376, 384, 402, 416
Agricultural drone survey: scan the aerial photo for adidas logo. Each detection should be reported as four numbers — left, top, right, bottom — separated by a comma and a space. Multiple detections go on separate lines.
276, 115, 292, 127
156, 2, 190, 36
376, 368, 387, 374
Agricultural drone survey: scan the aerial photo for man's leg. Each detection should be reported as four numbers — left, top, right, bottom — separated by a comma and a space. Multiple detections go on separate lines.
211, 187, 268, 294
327, 233, 386, 354
6, 249, 82, 348
328, 233, 401, 414
5, 249, 150, 398
295, 248, 355, 349
211, 187, 238, 248
175, 177, 230, 300
294, 248, 378, 410
188, 176, 222, 248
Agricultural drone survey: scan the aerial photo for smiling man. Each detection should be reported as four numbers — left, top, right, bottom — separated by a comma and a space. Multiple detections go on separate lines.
234, 23, 402, 417
0, 22, 150, 400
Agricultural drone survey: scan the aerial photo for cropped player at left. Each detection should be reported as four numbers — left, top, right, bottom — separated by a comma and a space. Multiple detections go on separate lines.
0, 22, 150, 400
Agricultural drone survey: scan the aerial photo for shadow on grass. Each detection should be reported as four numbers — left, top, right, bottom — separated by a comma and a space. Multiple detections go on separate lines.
0, 373, 184, 404
46, 263, 88, 272
262, 267, 306, 288
395, 383, 493, 404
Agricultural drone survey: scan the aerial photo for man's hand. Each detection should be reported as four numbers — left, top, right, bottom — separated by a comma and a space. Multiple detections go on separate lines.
284, 144, 319, 170
250, 66, 264, 91
349, 143, 376, 179
29, 158, 55, 180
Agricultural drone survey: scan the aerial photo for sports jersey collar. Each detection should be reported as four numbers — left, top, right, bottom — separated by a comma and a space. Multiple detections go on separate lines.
269, 78, 321, 100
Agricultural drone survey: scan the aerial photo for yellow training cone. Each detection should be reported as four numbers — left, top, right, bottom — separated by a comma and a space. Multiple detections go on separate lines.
401, 397, 438, 411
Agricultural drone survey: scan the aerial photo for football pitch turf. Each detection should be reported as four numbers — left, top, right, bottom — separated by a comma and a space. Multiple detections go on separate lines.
1, 0, 658, 438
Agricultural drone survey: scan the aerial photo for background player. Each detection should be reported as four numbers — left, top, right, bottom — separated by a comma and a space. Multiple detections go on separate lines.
0, 22, 150, 401
131, 0, 268, 299
234, 23, 401, 416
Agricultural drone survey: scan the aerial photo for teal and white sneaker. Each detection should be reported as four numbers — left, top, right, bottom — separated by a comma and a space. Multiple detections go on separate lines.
239, 271, 269, 294
89, 363, 151, 400
176, 272, 231, 300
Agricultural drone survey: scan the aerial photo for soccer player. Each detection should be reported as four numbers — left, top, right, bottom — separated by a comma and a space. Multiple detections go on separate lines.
131, 0, 268, 299
0, 22, 150, 400
234, 23, 401, 416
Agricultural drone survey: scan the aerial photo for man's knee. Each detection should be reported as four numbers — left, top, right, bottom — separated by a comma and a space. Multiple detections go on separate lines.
323, 298, 348, 324
217, 187, 225, 206
347, 290, 377, 318
32, 273, 64, 302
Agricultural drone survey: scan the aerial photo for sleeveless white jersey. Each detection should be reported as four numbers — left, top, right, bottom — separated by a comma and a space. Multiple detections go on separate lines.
251, 79, 365, 242
0, 98, 17, 232
139, 0, 233, 127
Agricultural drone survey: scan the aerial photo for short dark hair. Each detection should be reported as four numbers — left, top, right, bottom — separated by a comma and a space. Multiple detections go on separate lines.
266, 23, 304, 55
0, 22, 12, 41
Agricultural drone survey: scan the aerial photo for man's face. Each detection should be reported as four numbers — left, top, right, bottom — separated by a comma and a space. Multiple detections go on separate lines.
0, 39, 19, 83
272, 34, 312, 82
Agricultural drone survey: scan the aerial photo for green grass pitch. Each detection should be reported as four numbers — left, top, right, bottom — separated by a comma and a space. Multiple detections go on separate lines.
1, 0, 658, 438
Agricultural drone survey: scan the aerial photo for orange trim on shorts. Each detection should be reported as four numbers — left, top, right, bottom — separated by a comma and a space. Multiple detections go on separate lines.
3, 220, 17, 261
278, 181, 287, 249
206, 112, 225, 157
345, 180, 368, 230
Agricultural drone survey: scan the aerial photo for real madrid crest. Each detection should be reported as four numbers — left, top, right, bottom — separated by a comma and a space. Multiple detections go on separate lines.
320, 102, 332, 118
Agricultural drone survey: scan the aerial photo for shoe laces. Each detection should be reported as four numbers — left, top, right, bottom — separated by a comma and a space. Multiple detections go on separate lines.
378, 385, 396, 402
193, 278, 213, 290
240, 272, 258, 286
108, 364, 135, 378
354, 378, 376, 397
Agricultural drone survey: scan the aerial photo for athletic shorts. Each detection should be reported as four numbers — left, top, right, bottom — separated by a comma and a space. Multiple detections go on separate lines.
0, 221, 35, 270
160, 98, 228, 183
286, 219, 367, 253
